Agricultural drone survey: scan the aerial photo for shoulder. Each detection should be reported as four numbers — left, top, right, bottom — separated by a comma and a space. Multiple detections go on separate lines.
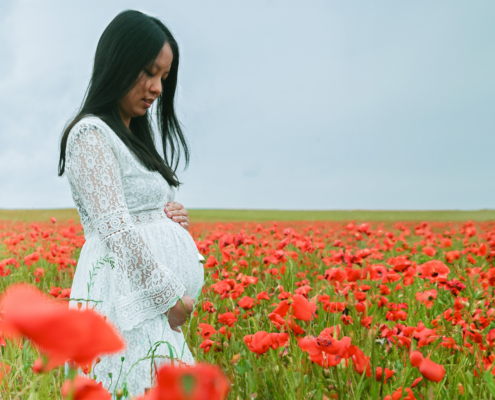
70, 115, 110, 138
67, 115, 116, 148
66, 115, 118, 160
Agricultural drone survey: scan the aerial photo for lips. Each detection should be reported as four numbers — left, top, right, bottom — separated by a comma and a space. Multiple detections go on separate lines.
143, 98, 154, 106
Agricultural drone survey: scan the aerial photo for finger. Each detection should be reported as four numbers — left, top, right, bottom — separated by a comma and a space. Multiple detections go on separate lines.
167, 209, 185, 218
174, 202, 184, 210
172, 216, 188, 223
167, 210, 180, 218
169, 202, 183, 212
170, 209, 188, 218
171, 327, 181, 333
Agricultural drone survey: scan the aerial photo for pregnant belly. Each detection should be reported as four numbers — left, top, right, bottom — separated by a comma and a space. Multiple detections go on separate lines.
135, 220, 205, 299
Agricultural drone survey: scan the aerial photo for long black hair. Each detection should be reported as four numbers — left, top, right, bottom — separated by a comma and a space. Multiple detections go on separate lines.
58, 9, 189, 187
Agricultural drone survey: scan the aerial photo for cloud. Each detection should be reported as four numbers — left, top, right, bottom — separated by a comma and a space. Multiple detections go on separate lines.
1, 0, 494, 210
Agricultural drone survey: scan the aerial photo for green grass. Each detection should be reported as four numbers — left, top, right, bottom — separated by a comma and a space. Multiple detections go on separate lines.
1, 208, 495, 223
0, 209, 81, 223
188, 209, 495, 222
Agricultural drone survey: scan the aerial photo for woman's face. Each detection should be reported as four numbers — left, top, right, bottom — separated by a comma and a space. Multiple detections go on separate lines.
118, 42, 174, 127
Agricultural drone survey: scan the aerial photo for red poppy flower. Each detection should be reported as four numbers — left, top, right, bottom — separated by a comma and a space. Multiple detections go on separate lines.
199, 339, 215, 353
403, 266, 417, 286
411, 377, 423, 388
298, 332, 352, 368
218, 326, 231, 340
349, 345, 371, 377
202, 301, 215, 313
379, 285, 391, 295
410, 351, 424, 367
294, 285, 313, 297
409, 350, 445, 382
370, 265, 388, 281
238, 275, 256, 286
198, 323, 217, 339
270, 295, 316, 322
415, 289, 437, 309
237, 296, 255, 310
256, 292, 270, 303
388, 256, 413, 272
384, 387, 416, 400
136, 363, 230, 400
61, 376, 111, 400
418, 357, 446, 382
413, 323, 439, 348
422, 246, 436, 257
375, 367, 394, 384
419, 260, 450, 282
243, 331, 289, 355
0, 284, 125, 370
211, 280, 245, 300
217, 312, 237, 327
297, 337, 342, 368
291, 295, 317, 321
204, 255, 219, 269
243, 331, 273, 355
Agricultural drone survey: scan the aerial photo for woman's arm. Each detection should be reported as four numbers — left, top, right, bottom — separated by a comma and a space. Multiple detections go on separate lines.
66, 123, 187, 331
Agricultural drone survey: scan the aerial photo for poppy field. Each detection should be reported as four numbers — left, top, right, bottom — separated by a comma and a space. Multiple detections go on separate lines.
2, 216, 495, 399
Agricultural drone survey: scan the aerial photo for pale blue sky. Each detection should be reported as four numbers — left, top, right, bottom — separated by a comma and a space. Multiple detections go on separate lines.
0, 0, 494, 210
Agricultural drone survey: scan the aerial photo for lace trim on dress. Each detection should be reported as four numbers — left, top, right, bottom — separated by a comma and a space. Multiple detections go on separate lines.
85, 208, 172, 240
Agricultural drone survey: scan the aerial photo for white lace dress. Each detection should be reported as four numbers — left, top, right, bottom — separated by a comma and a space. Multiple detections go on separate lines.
65, 115, 204, 396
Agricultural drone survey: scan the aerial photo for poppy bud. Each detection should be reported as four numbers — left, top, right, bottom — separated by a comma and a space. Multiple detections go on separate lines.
418, 357, 446, 382
410, 351, 424, 367
31, 358, 47, 374
230, 354, 241, 365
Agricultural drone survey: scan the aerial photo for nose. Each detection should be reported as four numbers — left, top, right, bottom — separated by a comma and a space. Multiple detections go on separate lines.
150, 77, 162, 97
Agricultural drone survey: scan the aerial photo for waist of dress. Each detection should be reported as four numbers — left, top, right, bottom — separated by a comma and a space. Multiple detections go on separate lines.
84, 208, 175, 240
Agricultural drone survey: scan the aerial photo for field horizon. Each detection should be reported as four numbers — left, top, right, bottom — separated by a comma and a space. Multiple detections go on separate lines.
1, 208, 495, 222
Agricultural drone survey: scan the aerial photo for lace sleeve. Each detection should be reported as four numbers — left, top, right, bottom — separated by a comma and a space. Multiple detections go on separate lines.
65, 123, 186, 331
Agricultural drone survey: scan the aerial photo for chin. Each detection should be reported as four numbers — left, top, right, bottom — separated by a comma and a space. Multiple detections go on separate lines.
133, 109, 148, 117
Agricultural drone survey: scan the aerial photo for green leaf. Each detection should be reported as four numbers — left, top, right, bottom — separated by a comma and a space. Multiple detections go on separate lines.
466, 371, 474, 396
483, 370, 495, 396
236, 358, 252, 375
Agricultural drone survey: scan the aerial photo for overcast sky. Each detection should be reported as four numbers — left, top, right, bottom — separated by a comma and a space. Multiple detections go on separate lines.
0, 0, 494, 210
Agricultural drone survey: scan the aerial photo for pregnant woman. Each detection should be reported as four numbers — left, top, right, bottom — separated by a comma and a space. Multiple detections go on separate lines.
57, 10, 204, 396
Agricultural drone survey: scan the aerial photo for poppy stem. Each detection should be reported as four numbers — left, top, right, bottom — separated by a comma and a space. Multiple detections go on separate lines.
12, 373, 44, 400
